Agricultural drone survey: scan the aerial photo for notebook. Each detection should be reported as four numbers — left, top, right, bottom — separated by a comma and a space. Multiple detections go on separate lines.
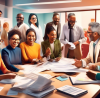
69, 73, 100, 85
57, 85, 88, 97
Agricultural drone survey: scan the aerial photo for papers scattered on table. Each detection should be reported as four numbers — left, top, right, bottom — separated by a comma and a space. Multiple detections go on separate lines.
0, 86, 4, 91
7, 89, 18, 95
69, 73, 100, 85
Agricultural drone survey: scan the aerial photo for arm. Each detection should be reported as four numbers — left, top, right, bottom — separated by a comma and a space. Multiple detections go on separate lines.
38, 45, 41, 60
1, 50, 19, 72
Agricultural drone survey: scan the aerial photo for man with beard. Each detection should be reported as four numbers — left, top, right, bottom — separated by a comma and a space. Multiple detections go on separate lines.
60, 13, 86, 59
44, 13, 61, 40
73, 22, 100, 71
13, 13, 29, 42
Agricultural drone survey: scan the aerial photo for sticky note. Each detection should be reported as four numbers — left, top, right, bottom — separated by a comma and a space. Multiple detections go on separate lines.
7, 89, 18, 95
56, 76, 68, 81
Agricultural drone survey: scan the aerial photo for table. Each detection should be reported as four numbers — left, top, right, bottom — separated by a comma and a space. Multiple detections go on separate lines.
0, 71, 99, 98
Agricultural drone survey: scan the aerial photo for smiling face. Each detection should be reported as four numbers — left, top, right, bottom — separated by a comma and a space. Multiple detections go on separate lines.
30, 15, 37, 25
47, 30, 57, 43
9, 34, 20, 49
53, 15, 60, 25
16, 14, 24, 24
26, 31, 36, 45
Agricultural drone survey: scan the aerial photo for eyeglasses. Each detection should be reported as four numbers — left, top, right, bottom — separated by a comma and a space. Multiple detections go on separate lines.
32, 18, 37, 20
16, 17, 23, 19
87, 31, 93, 33
10, 38, 20, 42
69, 21, 77, 23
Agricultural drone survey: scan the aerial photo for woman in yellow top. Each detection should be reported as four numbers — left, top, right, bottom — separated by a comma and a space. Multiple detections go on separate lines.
20, 28, 50, 64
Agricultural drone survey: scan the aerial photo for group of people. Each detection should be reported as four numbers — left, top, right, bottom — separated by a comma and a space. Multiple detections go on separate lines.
0, 10, 100, 80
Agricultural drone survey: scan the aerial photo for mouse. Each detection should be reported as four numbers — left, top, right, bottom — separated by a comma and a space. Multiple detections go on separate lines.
60, 75, 68, 78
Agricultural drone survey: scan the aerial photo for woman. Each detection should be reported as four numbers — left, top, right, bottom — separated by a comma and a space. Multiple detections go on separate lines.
41, 25, 61, 62
20, 28, 49, 64
1, 29, 22, 72
28, 13, 43, 45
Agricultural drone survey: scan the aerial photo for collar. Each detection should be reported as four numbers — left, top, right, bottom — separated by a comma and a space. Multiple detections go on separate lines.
66, 22, 75, 29
94, 38, 100, 45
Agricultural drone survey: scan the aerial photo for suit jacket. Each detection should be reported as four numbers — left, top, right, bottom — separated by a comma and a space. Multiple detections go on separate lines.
41, 39, 61, 59
84, 40, 100, 65
44, 22, 61, 39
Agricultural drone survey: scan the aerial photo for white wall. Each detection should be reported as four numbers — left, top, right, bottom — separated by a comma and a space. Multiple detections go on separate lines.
96, 10, 100, 24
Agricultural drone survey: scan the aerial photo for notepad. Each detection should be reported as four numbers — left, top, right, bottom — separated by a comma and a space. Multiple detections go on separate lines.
57, 85, 88, 97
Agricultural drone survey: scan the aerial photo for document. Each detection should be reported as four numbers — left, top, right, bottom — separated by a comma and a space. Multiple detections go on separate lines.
7, 89, 18, 95
67, 42, 76, 50
0, 87, 4, 91
69, 72, 100, 85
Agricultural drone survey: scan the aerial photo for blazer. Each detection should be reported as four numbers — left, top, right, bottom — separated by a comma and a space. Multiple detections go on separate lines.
83, 40, 100, 65
41, 39, 61, 59
44, 22, 61, 39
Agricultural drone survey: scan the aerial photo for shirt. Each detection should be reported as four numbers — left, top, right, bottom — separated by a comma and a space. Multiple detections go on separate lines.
60, 22, 86, 44
1, 45, 22, 72
52, 23, 57, 31
30, 24, 43, 45
13, 23, 29, 42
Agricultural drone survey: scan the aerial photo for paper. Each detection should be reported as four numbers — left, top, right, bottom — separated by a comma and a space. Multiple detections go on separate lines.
7, 89, 18, 95
0, 86, 4, 91
56, 76, 68, 81
67, 42, 76, 50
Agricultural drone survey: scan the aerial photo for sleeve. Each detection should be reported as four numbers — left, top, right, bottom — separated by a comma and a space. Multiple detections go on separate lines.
58, 40, 62, 57
0, 55, 9, 74
1, 49, 19, 72
41, 42, 46, 55
96, 73, 100, 80
59, 24, 68, 45
78, 27, 86, 43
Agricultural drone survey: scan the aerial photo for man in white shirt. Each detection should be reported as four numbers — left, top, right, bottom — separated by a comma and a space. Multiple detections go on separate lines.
73, 22, 100, 71
13, 13, 29, 42
60, 13, 86, 59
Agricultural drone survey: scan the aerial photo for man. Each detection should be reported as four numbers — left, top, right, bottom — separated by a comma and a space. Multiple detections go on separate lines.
44, 13, 61, 40
60, 13, 86, 59
13, 13, 29, 42
0, 10, 2, 17
73, 22, 100, 71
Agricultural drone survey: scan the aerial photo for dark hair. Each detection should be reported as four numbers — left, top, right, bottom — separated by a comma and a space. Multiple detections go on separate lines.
28, 13, 39, 27
68, 13, 75, 19
44, 24, 56, 40
26, 28, 37, 41
8, 29, 21, 40
0, 10, 2, 13
53, 13, 59, 18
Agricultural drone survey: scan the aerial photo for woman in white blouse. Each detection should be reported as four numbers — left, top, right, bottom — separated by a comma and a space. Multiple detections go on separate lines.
28, 13, 43, 45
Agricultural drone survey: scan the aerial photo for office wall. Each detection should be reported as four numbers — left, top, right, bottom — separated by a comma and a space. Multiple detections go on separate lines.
96, 10, 100, 23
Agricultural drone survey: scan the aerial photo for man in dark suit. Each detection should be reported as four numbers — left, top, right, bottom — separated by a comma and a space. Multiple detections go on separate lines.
44, 13, 61, 40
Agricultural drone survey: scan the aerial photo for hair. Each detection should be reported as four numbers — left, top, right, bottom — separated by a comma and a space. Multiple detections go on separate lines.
26, 28, 37, 41
28, 13, 39, 27
8, 29, 21, 40
53, 13, 59, 18
43, 24, 56, 40
89, 22, 100, 35
17, 13, 24, 17
68, 13, 75, 19
3, 22, 9, 28
0, 10, 2, 13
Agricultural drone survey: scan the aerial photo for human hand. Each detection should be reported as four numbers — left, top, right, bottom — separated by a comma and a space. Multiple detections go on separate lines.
72, 59, 82, 68
48, 59, 53, 62
73, 41, 79, 46
55, 57, 61, 62
86, 71, 96, 80
14, 65, 24, 70
45, 47, 51, 57
89, 65, 97, 70
66, 44, 71, 48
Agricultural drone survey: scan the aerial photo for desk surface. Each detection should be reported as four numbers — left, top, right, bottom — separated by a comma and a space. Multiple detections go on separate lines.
0, 71, 99, 98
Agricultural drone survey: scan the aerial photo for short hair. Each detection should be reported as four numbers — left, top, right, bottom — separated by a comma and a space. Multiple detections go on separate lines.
3, 22, 9, 28
26, 28, 37, 41
8, 29, 21, 40
0, 10, 2, 13
53, 13, 59, 18
28, 13, 39, 27
89, 22, 100, 35
17, 13, 24, 17
44, 24, 56, 40
68, 13, 75, 19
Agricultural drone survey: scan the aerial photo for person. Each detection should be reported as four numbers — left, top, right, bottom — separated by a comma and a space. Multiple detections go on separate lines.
41, 25, 61, 61
13, 13, 29, 42
20, 28, 50, 64
73, 22, 100, 71
28, 13, 43, 45
44, 13, 61, 40
60, 13, 86, 60
1, 29, 22, 72
1, 22, 9, 46
0, 10, 2, 17
86, 71, 100, 80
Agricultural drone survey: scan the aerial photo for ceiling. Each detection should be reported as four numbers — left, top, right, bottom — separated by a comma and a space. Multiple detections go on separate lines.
12, 0, 100, 13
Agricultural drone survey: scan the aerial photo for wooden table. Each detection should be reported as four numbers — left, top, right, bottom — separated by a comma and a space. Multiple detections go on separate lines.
0, 71, 99, 98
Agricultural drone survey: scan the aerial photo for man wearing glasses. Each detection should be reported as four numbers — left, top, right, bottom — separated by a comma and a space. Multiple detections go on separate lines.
13, 13, 29, 42
60, 13, 86, 59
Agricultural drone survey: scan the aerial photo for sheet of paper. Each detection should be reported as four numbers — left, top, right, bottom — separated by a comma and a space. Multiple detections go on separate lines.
7, 89, 18, 95
0, 86, 4, 91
